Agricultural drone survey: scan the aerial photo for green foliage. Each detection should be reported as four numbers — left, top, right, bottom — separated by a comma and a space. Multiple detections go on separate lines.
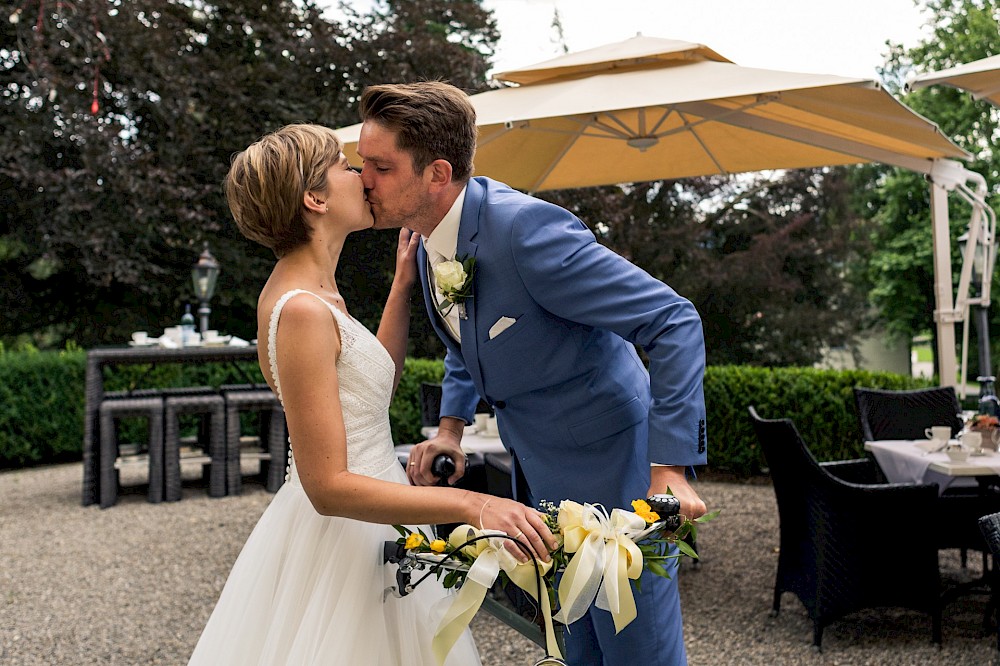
541, 167, 873, 366
0, 350, 935, 478
0, 0, 497, 357
865, 0, 1000, 364
389, 357, 446, 445
0, 349, 86, 467
707, 365, 935, 476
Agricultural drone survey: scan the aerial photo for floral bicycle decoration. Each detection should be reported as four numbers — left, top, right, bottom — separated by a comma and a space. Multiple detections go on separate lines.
388, 495, 718, 665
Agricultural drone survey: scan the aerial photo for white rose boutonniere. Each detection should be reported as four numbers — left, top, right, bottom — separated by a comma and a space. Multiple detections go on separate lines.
433, 255, 476, 319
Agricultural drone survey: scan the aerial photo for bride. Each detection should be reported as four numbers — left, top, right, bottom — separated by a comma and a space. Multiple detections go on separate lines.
188, 124, 556, 665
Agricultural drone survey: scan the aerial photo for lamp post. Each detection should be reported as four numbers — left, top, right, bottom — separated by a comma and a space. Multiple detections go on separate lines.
191, 242, 220, 334
960, 227, 998, 415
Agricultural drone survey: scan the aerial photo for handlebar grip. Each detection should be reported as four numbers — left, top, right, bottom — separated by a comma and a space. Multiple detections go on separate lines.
647, 493, 683, 531
431, 455, 456, 483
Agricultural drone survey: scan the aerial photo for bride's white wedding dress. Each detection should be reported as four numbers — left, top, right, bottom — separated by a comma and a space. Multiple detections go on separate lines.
189, 289, 480, 665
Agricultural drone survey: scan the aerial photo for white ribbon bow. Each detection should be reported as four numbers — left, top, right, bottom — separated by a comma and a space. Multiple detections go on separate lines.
553, 501, 647, 633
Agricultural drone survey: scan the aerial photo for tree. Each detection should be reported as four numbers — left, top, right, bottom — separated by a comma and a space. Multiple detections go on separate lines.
868, 0, 1000, 373
540, 167, 872, 366
0, 0, 498, 352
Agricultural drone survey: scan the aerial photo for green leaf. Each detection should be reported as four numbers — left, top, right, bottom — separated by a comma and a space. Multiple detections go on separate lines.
675, 539, 699, 559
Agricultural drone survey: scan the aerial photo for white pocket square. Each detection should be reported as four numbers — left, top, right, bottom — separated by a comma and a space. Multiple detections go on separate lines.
488, 316, 517, 340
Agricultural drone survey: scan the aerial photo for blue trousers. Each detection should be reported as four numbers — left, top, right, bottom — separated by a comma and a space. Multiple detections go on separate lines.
563, 551, 686, 665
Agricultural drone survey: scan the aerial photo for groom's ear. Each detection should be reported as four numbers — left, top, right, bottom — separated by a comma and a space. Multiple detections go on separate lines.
426, 159, 454, 193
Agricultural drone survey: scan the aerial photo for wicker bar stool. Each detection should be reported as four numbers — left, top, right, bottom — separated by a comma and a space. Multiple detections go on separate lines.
163, 388, 226, 501
220, 384, 287, 495
98, 391, 164, 508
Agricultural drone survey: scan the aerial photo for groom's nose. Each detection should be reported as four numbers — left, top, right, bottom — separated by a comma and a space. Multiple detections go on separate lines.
359, 166, 374, 190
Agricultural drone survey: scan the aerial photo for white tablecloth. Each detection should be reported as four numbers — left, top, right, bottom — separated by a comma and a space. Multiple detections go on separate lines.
395, 428, 509, 465
863, 439, 1000, 494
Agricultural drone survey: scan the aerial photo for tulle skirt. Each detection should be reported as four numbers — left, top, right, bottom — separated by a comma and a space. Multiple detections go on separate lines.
188, 460, 480, 665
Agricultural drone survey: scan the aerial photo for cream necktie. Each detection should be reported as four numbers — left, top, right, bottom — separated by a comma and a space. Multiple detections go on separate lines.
427, 250, 462, 341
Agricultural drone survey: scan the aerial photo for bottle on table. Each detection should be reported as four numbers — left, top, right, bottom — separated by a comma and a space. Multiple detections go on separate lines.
181, 304, 196, 347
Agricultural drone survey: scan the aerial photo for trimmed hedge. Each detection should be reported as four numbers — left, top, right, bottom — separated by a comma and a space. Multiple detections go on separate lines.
0, 349, 937, 474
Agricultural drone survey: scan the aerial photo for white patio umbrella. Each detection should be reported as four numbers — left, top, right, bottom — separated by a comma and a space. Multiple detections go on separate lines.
908, 54, 1000, 108
909, 55, 1000, 394
336, 35, 986, 386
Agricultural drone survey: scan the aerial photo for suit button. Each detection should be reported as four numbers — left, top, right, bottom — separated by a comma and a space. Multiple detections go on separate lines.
495, 401, 506, 409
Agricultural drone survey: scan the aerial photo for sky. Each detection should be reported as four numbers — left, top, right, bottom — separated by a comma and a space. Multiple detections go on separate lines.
481, 0, 931, 79
330, 0, 934, 81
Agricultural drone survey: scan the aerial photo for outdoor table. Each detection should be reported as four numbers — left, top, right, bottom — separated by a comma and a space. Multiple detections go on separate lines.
82, 344, 259, 506
863, 439, 999, 494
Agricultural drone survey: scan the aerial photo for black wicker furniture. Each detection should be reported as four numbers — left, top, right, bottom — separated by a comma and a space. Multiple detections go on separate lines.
749, 405, 943, 649
853, 386, 963, 443
163, 389, 227, 501
83, 345, 259, 506
98, 392, 165, 508
419, 382, 443, 429
220, 384, 287, 495
979, 512, 1000, 651
854, 385, 989, 567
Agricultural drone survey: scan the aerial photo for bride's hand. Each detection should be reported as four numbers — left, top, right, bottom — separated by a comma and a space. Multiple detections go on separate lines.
392, 228, 420, 291
479, 497, 558, 563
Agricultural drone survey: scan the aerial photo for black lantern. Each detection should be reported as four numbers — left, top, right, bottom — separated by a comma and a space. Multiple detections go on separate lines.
191, 242, 220, 334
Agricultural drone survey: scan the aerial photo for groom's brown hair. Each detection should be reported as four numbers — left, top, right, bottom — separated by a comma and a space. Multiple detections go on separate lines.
359, 81, 476, 182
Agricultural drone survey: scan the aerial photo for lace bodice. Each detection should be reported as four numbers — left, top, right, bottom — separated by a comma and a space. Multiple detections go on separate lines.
267, 289, 399, 480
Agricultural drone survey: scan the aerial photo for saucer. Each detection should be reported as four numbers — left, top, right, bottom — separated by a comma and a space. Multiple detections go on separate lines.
128, 340, 156, 347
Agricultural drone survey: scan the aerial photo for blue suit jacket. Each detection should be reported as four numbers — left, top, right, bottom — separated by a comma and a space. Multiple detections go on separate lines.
419, 177, 707, 510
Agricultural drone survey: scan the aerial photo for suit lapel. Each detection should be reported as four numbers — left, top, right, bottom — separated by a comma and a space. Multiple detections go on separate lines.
418, 243, 461, 358
457, 180, 484, 395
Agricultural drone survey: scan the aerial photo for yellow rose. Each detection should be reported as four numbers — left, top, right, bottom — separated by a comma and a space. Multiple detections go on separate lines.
429, 539, 447, 553
433, 260, 468, 296
630, 499, 660, 524
404, 532, 425, 550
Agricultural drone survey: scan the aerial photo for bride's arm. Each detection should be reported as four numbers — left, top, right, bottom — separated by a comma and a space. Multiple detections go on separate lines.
278, 294, 556, 560
377, 228, 419, 394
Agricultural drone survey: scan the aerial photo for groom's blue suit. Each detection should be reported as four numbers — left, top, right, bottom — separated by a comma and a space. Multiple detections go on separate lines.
418, 177, 707, 665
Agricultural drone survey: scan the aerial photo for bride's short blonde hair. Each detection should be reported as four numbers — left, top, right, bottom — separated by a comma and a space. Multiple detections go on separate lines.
225, 124, 343, 258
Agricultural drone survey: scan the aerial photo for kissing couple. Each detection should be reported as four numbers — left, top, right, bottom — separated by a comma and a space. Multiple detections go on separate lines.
189, 81, 707, 666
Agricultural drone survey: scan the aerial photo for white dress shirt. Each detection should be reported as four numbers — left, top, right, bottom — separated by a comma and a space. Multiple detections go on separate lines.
424, 186, 468, 341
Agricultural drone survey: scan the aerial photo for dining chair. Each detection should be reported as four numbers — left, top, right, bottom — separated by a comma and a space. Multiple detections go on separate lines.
98, 391, 165, 508
749, 405, 943, 649
853, 386, 963, 443
163, 389, 226, 501
853, 385, 990, 568
979, 512, 1000, 652
419, 382, 443, 429
220, 384, 287, 495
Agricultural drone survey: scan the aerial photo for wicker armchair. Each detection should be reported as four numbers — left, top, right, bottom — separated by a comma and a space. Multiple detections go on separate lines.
854, 386, 990, 566
979, 512, 1000, 652
853, 386, 963, 443
749, 406, 943, 649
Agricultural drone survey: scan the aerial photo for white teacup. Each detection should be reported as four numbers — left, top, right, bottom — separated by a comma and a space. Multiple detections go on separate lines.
960, 431, 983, 451
924, 425, 952, 442
203, 329, 219, 340
946, 446, 971, 463
131, 331, 149, 344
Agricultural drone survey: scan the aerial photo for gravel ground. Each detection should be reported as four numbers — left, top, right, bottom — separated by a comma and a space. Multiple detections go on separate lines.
1, 463, 999, 665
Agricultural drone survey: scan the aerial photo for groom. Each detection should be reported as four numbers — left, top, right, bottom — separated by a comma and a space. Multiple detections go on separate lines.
356, 81, 707, 665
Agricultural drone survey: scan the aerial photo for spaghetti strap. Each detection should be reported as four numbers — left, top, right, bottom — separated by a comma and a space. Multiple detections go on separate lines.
267, 289, 341, 404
